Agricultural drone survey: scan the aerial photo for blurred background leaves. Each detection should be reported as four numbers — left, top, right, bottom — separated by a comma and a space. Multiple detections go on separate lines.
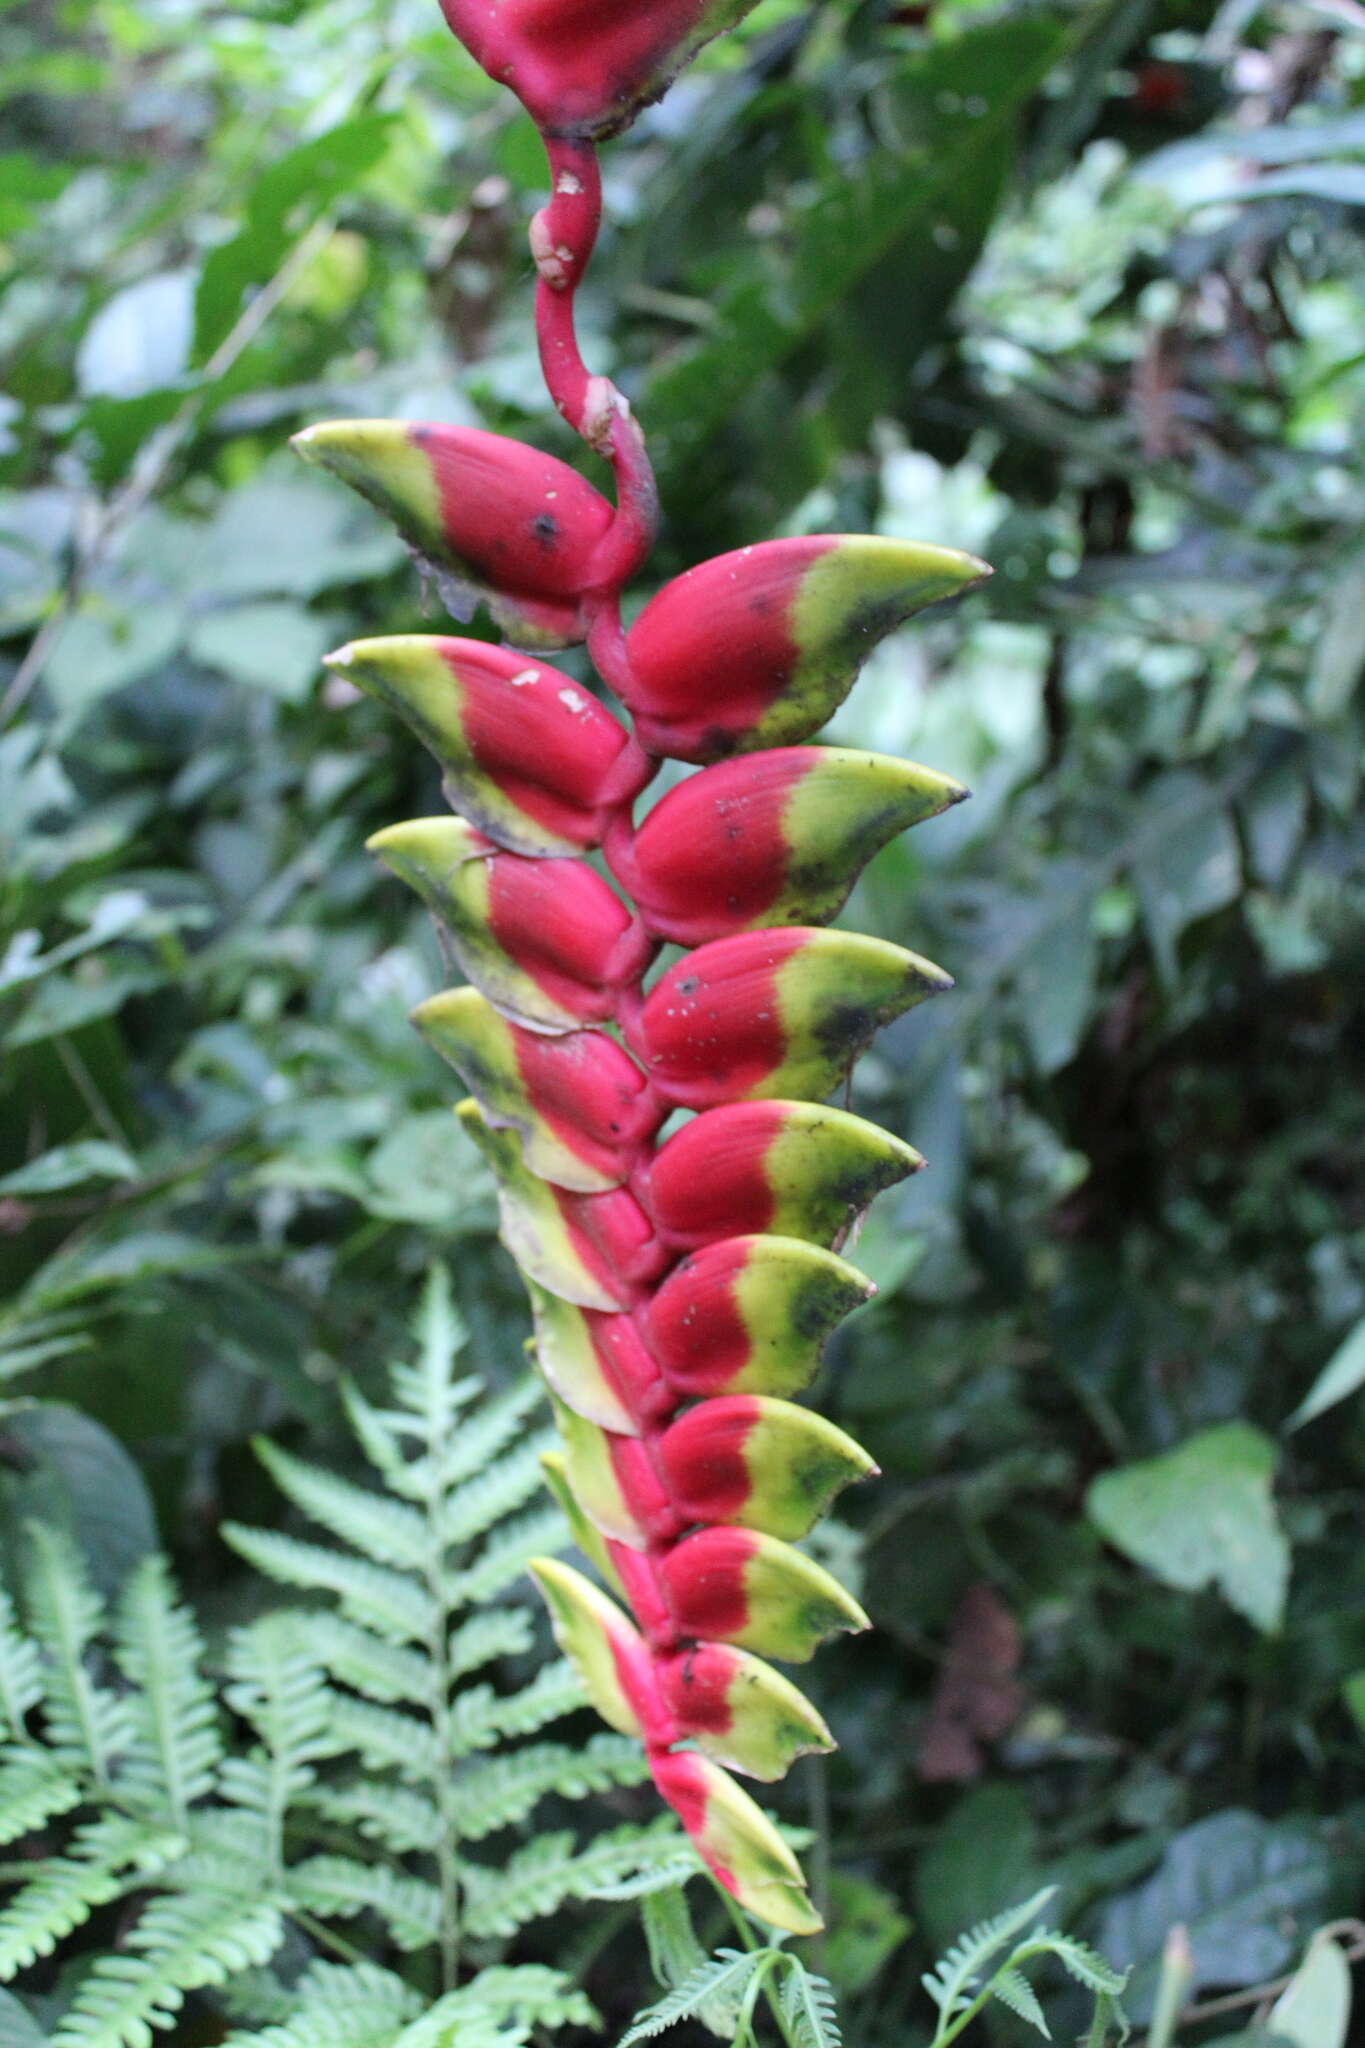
1, 0, 1364, 2037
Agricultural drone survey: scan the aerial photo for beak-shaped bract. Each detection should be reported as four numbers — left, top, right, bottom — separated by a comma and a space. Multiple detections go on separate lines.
608, 746, 968, 945
370, 815, 654, 1031
294, 420, 613, 648
457, 1102, 665, 1308
628, 927, 952, 1108
327, 636, 648, 857
621, 536, 988, 762
414, 989, 662, 1192
649, 1100, 923, 1251
438, 0, 762, 140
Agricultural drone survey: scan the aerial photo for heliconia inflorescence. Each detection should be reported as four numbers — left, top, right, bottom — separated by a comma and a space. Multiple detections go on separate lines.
294, 0, 989, 1937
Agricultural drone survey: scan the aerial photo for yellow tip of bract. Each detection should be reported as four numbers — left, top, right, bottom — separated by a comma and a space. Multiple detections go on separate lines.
539, 1452, 627, 1597
527, 1556, 645, 1741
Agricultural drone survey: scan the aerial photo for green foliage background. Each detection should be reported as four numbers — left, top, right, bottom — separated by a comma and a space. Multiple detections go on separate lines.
2, 0, 1364, 2037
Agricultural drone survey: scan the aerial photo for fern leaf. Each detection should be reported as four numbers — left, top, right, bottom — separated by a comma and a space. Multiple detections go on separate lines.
448, 1506, 566, 1610
114, 1558, 221, 1825
51, 1889, 285, 2048
462, 1820, 691, 1940
289, 1614, 431, 1707
922, 1886, 1059, 2019
0, 1745, 83, 1845
1030, 1932, 1128, 1998
391, 1264, 470, 1443
449, 1732, 650, 1841
22, 1524, 132, 1786
285, 1856, 441, 1951
778, 1962, 842, 2048
217, 1620, 335, 1866
338, 1384, 411, 1493
990, 1967, 1050, 2037
446, 1608, 534, 1681
393, 1966, 595, 2048
0, 1586, 44, 1739
641, 1887, 707, 1993
220, 1526, 431, 1644
222, 1961, 419, 2048
445, 1662, 584, 1758
0, 1817, 179, 1977
251, 1441, 428, 1573
297, 1780, 440, 1855
432, 1376, 545, 1493
435, 1434, 556, 1553
324, 1698, 439, 1782
617, 1952, 762, 2047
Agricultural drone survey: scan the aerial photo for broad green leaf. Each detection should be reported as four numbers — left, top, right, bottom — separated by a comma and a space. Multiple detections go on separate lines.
644, 15, 1064, 472
193, 114, 398, 359
0, 1405, 157, 1601
0, 1987, 46, 2048
0, 1143, 138, 1197
187, 603, 337, 703
1342, 1671, 1365, 1734
1267, 1930, 1352, 2048
1287, 1318, 1365, 1432
913, 1784, 1037, 1959
75, 272, 194, 400
1130, 771, 1241, 984
1098, 1812, 1334, 2022
1087, 1423, 1289, 1633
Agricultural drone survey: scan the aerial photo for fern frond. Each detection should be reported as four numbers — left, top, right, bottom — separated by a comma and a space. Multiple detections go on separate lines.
0, 1587, 44, 1740
429, 1378, 546, 1497
989, 1967, 1049, 2037
446, 1608, 534, 1681
1030, 1931, 1128, 1997
922, 1887, 1058, 2020
114, 1558, 221, 1825
462, 1820, 690, 1940
0, 1745, 83, 1844
289, 1615, 430, 1707
51, 1889, 285, 2048
449, 1732, 650, 1841
324, 1698, 439, 1782
446, 1662, 584, 1758
251, 1442, 428, 1573
217, 1620, 335, 1867
448, 1506, 566, 1609
435, 1433, 556, 1552
393, 1966, 595, 2048
298, 1780, 440, 1855
222, 1961, 419, 2048
617, 1951, 762, 2047
390, 1265, 472, 1443
0, 1817, 180, 1977
23, 1524, 132, 1785
285, 1856, 441, 1951
778, 1962, 842, 2048
641, 1887, 707, 1993
220, 1527, 431, 1644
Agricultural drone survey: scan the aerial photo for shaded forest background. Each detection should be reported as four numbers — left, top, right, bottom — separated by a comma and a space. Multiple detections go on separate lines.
2, 0, 1364, 2039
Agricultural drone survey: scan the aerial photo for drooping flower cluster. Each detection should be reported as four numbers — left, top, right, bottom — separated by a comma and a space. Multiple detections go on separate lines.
296, 0, 988, 1934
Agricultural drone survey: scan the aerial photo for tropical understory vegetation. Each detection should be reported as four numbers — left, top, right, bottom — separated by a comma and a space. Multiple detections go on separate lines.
1, 0, 1364, 2043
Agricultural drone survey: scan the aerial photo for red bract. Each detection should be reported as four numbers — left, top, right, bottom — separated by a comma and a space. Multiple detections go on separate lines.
295, 421, 614, 647
439, 0, 760, 139
303, 0, 986, 1929
620, 535, 987, 761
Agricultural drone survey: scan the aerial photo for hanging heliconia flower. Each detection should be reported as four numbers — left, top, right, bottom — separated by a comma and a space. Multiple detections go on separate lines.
295, 0, 988, 1938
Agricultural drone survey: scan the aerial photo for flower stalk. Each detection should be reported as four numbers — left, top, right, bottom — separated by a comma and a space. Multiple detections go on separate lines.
296, 0, 989, 1936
